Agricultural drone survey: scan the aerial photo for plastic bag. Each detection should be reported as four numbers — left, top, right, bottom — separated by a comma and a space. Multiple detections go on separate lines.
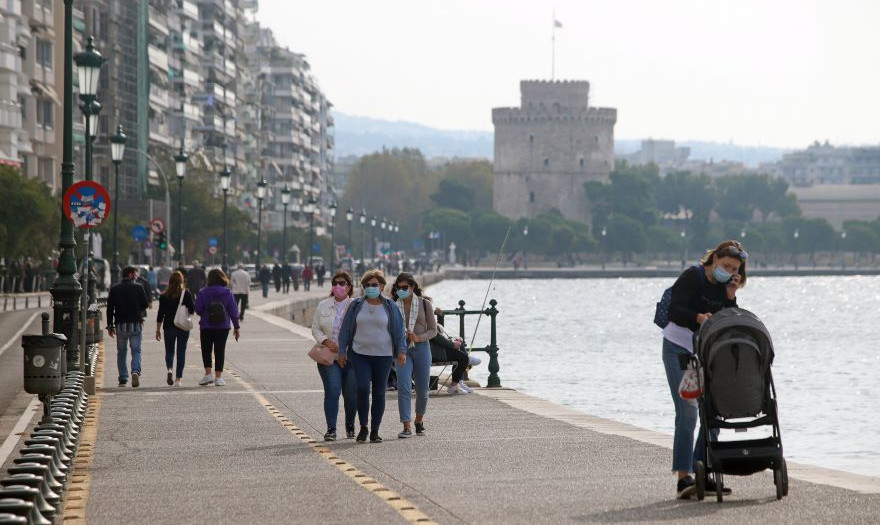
678, 364, 703, 400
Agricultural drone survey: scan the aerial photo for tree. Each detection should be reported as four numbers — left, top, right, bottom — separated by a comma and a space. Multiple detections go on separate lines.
0, 166, 60, 260
605, 215, 646, 264
586, 161, 660, 228
431, 179, 475, 211
433, 160, 493, 210
655, 170, 715, 249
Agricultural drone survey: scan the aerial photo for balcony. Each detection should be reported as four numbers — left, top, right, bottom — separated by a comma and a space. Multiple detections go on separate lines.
0, 101, 23, 129
5, 0, 21, 17
149, 86, 170, 110
0, 44, 19, 72
180, 0, 199, 20
148, 45, 169, 71
148, 6, 170, 36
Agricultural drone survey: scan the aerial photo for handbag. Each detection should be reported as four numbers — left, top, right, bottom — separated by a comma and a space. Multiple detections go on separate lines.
308, 343, 336, 366
678, 362, 704, 400
173, 289, 193, 331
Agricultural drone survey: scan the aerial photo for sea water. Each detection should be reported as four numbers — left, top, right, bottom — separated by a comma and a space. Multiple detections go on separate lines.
426, 275, 880, 478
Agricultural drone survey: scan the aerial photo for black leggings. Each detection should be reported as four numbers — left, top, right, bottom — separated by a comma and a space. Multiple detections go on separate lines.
200, 329, 230, 372
446, 346, 470, 382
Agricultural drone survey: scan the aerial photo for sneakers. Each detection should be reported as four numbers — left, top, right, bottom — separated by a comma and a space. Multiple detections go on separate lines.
324, 429, 337, 442
356, 426, 368, 443
131, 372, 140, 388
414, 422, 425, 436
677, 476, 696, 499
346, 427, 356, 439
398, 427, 413, 439
704, 477, 732, 495
167, 370, 173, 386
199, 374, 215, 386
369, 431, 383, 443
174, 379, 181, 387
215, 377, 226, 387
459, 382, 474, 393
118, 381, 127, 387
448, 382, 469, 395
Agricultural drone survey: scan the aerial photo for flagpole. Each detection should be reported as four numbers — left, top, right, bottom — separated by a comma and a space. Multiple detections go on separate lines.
551, 13, 556, 80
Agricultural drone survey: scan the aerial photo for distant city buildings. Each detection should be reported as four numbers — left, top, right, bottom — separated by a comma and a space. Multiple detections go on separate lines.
619, 139, 747, 178
760, 140, 880, 186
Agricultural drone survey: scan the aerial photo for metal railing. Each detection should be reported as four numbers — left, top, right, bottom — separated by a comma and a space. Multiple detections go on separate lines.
442, 299, 501, 387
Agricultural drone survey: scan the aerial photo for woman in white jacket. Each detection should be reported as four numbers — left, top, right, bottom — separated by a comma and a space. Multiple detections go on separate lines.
311, 270, 357, 440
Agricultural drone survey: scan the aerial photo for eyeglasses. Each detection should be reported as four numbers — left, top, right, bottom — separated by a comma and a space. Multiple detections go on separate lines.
332, 280, 348, 286
719, 246, 748, 261
397, 285, 410, 290
365, 282, 381, 287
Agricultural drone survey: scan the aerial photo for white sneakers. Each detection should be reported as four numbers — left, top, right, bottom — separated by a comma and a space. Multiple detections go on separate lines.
198, 374, 215, 386
459, 382, 474, 393
447, 382, 469, 395
215, 377, 226, 387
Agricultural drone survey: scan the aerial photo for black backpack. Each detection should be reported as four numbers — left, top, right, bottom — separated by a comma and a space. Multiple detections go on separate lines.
207, 301, 227, 324
654, 265, 704, 328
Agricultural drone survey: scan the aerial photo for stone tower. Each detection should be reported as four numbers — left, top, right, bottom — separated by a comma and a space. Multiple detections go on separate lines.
492, 80, 617, 224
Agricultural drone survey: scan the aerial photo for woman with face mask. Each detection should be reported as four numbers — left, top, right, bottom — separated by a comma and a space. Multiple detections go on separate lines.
310, 270, 357, 441
390, 272, 437, 438
662, 240, 748, 499
337, 269, 407, 443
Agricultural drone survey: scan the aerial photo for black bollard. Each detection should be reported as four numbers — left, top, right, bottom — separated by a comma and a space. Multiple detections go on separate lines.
0, 497, 49, 525
0, 512, 26, 524
0, 474, 60, 511
0, 485, 54, 521
8, 461, 63, 491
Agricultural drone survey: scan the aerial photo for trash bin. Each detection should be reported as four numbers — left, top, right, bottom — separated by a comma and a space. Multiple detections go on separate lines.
22, 333, 67, 396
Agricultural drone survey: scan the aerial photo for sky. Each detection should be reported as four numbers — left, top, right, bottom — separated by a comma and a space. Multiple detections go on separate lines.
255, 0, 880, 149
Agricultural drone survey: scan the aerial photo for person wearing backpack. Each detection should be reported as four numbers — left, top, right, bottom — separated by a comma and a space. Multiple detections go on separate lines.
660, 240, 748, 499
194, 269, 240, 386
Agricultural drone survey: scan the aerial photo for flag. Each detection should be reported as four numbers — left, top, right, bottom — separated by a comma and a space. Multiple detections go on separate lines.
554, 19, 563, 28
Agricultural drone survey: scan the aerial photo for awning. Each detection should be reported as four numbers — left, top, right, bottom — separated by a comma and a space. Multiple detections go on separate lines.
0, 148, 21, 168
30, 22, 56, 39
30, 80, 60, 106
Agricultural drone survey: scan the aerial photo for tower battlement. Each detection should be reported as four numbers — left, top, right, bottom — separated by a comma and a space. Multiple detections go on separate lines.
520, 80, 591, 110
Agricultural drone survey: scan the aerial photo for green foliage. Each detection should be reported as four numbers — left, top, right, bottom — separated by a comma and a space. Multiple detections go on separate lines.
431, 179, 475, 211
0, 166, 60, 260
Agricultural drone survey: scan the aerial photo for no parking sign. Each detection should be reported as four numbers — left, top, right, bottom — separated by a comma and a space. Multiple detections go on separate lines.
63, 181, 110, 228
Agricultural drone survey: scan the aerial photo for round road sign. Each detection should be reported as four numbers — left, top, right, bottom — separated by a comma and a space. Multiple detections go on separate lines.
63, 181, 110, 229
132, 225, 149, 242
208, 246, 218, 255
149, 217, 166, 234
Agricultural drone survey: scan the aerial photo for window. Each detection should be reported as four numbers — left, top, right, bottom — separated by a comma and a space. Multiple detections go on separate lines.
579, 157, 585, 168
529, 134, 534, 143
36, 99, 53, 129
543, 158, 549, 167
529, 191, 535, 203
36, 40, 52, 68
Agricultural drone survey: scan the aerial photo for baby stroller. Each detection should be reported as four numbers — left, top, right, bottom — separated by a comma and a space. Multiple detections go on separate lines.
691, 307, 788, 501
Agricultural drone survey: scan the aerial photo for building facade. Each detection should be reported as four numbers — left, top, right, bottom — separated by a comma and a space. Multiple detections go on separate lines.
492, 80, 616, 224
762, 141, 880, 186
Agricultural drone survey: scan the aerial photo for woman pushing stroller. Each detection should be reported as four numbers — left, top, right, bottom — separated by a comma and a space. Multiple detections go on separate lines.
660, 239, 748, 499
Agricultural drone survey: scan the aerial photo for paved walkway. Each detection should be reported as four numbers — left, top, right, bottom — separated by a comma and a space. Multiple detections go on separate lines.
61, 295, 880, 525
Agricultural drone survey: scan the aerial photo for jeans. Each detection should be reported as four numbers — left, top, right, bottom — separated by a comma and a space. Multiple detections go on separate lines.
350, 351, 393, 432
201, 329, 230, 372
662, 338, 708, 473
261, 282, 269, 298
116, 322, 143, 383
395, 341, 431, 423
317, 361, 357, 431
163, 326, 190, 379
234, 294, 248, 320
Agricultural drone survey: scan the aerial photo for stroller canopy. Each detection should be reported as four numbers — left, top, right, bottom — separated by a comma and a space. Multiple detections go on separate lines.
696, 308, 775, 418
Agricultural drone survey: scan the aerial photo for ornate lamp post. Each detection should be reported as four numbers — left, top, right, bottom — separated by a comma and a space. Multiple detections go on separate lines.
840, 230, 847, 269
329, 202, 338, 271
173, 145, 188, 266
305, 195, 318, 268
255, 178, 268, 271
346, 206, 354, 263
680, 229, 686, 269
280, 185, 291, 269
380, 217, 387, 260
601, 226, 607, 270
522, 224, 528, 270
370, 215, 377, 263
219, 166, 231, 273
359, 208, 367, 267
793, 228, 800, 270
394, 222, 400, 251
109, 125, 127, 285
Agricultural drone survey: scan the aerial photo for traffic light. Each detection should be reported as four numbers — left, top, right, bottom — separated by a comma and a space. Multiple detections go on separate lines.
157, 232, 167, 250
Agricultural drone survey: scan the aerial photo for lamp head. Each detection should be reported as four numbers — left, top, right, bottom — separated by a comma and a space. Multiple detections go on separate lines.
74, 35, 105, 98
281, 185, 291, 205
257, 178, 268, 200
110, 124, 127, 163
173, 145, 188, 180
346, 206, 353, 222
330, 201, 337, 218
220, 166, 231, 191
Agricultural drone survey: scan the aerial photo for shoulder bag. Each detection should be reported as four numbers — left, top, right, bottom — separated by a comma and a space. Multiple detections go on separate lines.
173, 290, 193, 331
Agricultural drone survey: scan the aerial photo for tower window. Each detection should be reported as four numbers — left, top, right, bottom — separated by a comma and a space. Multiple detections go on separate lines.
529, 134, 534, 143
543, 158, 549, 167
579, 157, 585, 168
529, 191, 535, 203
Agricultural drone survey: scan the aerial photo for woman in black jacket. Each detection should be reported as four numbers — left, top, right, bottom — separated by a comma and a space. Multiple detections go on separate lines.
661, 240, 748, 499
155, 271, 195, 387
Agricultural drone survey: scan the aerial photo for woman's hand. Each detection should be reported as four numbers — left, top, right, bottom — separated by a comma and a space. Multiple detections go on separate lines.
338, 356, 346, 368
696, 312, 712, 325
233, 328, 240, 342
726, 274, 741, 300
397, 353, 407, 366
406, 330, 419, 343
323, 339, 339, 352
155, 329, 161, 342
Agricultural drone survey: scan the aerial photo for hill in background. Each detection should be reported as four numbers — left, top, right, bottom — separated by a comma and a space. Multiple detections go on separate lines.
333, 112, 789, 167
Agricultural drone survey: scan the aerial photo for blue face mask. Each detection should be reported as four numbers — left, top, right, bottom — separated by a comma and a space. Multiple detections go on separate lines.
713, 266, 732, 284
396, 289, 410, 300
364, 286, 381, 299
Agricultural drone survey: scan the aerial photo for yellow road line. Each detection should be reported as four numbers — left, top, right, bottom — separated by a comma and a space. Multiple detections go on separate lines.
226, 370, 441, 525
62, 343, 105, 524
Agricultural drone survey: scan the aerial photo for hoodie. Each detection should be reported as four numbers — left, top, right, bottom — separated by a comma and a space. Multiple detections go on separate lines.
194, 285, 240, 330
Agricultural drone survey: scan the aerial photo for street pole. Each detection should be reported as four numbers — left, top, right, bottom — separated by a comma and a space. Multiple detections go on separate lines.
256, 178, 267, 271
329, 202, 337, 271
359, 209, 366, 269
346, 206, 353, 266
174, 144, 188, 267
220, 166, 231, 274
110, 125, 126, 285
281, 185, 290, 271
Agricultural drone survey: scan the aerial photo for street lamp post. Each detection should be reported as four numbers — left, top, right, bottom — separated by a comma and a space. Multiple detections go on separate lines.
522, 224, 528, 270
680, 230, 687, 269
793, 228, 800, 270
346, 206, 354, 265
369, 216, 377, 264
329, 202, 338, 271
219, 166, 231, 273
380, 217, 387, 262
601, 227, 607, 270
359, 209, 366, 268
173, 145, 188, 266
280, 185, 291, 271
110, 125, 127, 286
305, 195, 317, 268
840, 230, 847, 269
256, 178, 267, 271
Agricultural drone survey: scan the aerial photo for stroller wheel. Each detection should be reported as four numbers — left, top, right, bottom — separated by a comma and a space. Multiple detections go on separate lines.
774, 458, 789, 499
715, 472, 724, 502
695, 461, 706, 501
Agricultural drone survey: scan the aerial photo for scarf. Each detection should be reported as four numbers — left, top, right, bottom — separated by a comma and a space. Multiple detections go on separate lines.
396, 295, 421, 348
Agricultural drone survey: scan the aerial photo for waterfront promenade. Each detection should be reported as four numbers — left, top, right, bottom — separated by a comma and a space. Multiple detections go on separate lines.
2, 276, 880, 524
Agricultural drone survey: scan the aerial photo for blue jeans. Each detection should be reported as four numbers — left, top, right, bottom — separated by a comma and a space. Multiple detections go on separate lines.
163, 326, 190, 379
116, 322, 143, 383
395, 341, 431, 423
261, 282, 269, 298
350, 351, 393, 432
662, 338, 708, 473
317, 361, 357, 431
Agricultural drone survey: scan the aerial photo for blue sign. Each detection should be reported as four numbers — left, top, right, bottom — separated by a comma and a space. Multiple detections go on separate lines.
132, 225, 149, 242
312, 243, 321, 253
208, 237, 219, 247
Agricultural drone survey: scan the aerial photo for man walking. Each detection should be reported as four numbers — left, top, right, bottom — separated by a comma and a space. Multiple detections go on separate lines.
258, 264, 271, 298
187, 260, 207, 299
230, 263, 251, 322
107, 266, 150, 387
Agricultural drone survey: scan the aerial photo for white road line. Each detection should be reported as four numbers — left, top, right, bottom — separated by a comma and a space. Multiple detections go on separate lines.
0, 311, 41, 359
0, 397, 40, 467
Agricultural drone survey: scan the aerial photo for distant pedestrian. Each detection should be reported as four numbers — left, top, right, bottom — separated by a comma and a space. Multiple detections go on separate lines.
391, 272, 437, 438
148, 266, 158, 292
155, 271, 194, 387
337, 269, 407, 443
292, 265, 301, 291
282, 263, 292, 293
187, 260, 207, 298
272, 263, 282, 293
258, 264, 271, 298
106, 266, 150, 387
303, 264, 313, 291
311, 270, 357, 441
194, 269, 240, 387
316, 263, 326, 287
230, 263, 251, 321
